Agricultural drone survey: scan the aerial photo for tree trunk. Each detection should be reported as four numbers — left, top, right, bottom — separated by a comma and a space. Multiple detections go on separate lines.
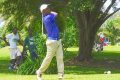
77, 26, 96, 61
75, 11, 98, 61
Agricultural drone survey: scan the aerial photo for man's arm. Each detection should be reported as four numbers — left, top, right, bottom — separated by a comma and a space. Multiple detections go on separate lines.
3, 37, 9, 46
51, 11, 58, 16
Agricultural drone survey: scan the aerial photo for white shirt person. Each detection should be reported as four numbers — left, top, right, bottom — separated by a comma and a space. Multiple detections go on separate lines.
6, 33, 19, 48
5, 28, 22, 70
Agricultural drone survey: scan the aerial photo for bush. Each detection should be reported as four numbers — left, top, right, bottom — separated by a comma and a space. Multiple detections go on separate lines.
17, 34, 57, 75
17, 58, 40, 75
62, 17, 78, 49
0, 40, 5, 48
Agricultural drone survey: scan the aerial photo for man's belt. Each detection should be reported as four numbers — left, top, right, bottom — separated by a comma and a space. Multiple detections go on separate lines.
48, 37, 59, 40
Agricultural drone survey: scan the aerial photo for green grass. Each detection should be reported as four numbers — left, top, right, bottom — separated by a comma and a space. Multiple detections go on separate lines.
0, 46, 120, 80
0, 74, 120, 80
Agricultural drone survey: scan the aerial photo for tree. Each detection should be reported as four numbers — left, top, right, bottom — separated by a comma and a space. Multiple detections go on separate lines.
104, 17, 120, 45
66, 0, 120, 61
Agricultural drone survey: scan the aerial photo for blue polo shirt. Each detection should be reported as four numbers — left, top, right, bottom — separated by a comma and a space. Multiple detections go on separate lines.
43, 13, 59, 40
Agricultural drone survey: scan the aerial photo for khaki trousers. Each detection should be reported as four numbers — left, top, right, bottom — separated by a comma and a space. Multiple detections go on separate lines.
38, 39, 64, 74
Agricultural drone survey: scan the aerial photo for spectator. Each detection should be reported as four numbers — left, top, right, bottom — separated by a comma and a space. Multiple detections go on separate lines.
22, 28, 38, 61
4, 28, 22, 70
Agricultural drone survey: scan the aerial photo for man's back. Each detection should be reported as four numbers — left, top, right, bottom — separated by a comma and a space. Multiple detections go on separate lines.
43, 13, 59, 39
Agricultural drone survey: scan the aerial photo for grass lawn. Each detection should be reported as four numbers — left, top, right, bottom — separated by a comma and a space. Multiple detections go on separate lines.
0, 46, 120, 80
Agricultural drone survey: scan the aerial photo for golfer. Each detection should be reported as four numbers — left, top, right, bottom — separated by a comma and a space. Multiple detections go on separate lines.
36, 4, 64, 80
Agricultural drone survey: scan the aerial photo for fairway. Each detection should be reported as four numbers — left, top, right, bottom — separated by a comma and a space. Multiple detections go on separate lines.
0, 74, 120, 80
0, 46, 120, 80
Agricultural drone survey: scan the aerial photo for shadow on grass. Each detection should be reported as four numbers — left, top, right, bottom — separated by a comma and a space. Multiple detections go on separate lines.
64, 50, 120, 74
93, 51, 120, 61
1, 49, 120, 75
0, 60, 16, 74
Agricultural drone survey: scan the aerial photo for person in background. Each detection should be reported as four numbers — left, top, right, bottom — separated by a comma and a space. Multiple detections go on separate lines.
22, 28, 38, 61
99, 32, 105, 44
36, 4, 64, 80
98, 32, 105, 51
4, 28, 22, 70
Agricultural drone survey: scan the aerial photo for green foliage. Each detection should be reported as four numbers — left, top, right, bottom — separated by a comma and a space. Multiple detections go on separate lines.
62, 17, 78, 48
0, 41, 5, 48
67, 0, 94, 12
0, 28, 5, 48
103, 18, 120, 45
0, 0, 67, 34
56, 13, 65, 33
17, 58, 39, 75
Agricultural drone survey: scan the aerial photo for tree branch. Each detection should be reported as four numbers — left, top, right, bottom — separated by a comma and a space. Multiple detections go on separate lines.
90, 0, 107, 26
99, 0, 116, 20
95, 0, 107, 9
96, 8, 120, 30
93, 0, 107, 13
104, 8, 120, 21
104, 0, 116, 14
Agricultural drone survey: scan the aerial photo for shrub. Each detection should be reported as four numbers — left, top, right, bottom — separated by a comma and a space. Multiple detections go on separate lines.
62, 17, 78, 49
17, 34, 57, 74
